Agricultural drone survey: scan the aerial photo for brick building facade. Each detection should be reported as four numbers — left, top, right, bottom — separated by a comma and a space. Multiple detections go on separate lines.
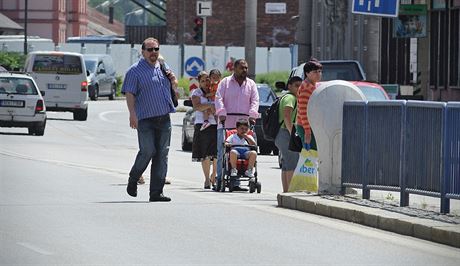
0, 0, 87, 44
165, 0, 298, 47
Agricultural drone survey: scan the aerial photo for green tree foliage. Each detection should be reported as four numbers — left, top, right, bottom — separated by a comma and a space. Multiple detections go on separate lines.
0, 52, 26, 70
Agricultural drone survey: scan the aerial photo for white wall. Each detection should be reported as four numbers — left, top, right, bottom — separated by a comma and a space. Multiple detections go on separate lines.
1, 41, 294, 77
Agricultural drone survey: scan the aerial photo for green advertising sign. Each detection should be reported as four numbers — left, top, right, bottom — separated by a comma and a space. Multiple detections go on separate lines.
399, 4, 427, 15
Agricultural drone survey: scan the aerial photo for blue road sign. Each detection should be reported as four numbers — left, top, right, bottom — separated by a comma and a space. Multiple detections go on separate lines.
185, 57, 205, 77
352, 0, 399, 17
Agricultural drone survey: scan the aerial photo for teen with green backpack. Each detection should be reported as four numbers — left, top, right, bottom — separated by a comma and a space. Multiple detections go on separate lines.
274, 76, 303, 192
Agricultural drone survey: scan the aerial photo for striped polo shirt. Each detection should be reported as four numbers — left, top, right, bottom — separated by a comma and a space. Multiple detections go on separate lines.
296, 79, 316, 134
122, 58, 175, 120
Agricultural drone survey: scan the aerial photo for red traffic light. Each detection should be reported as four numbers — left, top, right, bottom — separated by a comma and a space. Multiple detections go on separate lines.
194, 17, 203, 25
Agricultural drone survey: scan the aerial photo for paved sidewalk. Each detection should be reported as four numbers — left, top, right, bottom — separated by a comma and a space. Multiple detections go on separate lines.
278, 192, 460, 248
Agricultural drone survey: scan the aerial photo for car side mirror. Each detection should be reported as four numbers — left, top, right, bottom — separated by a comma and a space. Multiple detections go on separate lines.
275, 81, 286, 90
40, 90, 45, 96
98, 69, 106, 74
86, 70, 90, 76
183, 99, 193, 107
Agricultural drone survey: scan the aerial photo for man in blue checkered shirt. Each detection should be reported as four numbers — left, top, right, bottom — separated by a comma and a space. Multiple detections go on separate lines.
122, 37, 177, 202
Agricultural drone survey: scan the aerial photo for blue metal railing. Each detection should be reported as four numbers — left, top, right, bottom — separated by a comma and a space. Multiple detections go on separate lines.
341, 100, 460, 213
341, 101, 367, 190
403, 101, 445, 205
442, 102, 460, 213
365, 101, 405, 198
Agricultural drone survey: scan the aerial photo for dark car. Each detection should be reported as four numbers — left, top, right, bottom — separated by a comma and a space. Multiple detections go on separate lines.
83, 54, 117, 101
181, 83, 279, 155
254, 83, 278, 155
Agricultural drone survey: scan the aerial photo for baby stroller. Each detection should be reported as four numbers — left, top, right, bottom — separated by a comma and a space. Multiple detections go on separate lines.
219, 125, 262, 193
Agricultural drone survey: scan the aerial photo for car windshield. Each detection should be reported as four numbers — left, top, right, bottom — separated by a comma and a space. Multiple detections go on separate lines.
84, 60, 97, 73
32, 54, 83, 74
257, 85, 276, 105
0, 77, 38, 95
357, 85, 387, 100
321, 63, 364, 81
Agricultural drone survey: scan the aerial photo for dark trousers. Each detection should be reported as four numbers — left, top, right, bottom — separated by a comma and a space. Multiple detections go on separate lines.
129, 114, 171, 194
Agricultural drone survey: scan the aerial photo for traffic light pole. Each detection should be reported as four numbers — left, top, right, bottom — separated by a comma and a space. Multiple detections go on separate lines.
202, 16, 207, 70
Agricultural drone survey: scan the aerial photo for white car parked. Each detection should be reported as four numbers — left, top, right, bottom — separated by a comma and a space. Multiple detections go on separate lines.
0, 72, 47, 135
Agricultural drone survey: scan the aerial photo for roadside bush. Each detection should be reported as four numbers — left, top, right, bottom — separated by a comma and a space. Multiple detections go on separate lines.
0, 52, 26, 71
255, 71, 290, 92
116, 75, 123, 96
178, 76, 190, 97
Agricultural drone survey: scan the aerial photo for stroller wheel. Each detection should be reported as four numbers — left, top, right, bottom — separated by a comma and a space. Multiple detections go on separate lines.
249, 181, 255, 193
256, 182, 262, 193
220, 178, 226, 192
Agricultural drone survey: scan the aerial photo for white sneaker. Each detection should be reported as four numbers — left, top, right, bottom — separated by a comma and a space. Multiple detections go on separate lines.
245, 168, 254, 178
230, 168, 238, 177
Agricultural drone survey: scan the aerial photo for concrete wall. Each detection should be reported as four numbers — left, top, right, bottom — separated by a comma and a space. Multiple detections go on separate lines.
1, 41, 293, 77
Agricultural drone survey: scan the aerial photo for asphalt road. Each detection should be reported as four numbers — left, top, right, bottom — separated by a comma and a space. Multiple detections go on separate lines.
1, 100, 459, 265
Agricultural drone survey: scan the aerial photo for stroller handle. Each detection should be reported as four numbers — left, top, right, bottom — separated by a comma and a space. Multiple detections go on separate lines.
219, 113, 255, 126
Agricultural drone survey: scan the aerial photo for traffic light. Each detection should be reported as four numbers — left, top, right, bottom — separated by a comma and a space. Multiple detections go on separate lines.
108, 6, 114, 24
193, 17, 203, 43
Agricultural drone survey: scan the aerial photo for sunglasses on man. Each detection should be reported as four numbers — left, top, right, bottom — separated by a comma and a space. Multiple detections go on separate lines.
144, 47, 160, 52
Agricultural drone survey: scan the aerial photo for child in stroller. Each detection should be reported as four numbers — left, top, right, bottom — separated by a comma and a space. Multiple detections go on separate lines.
223, 119, 261, 193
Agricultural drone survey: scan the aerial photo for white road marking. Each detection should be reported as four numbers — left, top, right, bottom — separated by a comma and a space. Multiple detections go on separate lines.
17, 242, 53, 256
98, 111, 124, 123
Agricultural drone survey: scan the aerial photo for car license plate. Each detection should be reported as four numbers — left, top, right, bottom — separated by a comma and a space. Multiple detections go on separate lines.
0, 100, 25, 107
48, 83, 67, 89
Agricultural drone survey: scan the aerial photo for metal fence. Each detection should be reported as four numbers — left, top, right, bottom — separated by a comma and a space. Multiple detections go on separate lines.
442, 102, 460, 212
366, 101, 405, 196
402, 101, 445, 205
341, 100, 460, 213
341, 101, 366, 189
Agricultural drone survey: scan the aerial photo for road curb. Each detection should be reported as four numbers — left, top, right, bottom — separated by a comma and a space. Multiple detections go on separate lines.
277, 193, 460, 248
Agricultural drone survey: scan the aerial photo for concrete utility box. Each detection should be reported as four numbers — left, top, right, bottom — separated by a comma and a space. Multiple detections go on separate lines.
308, 80, 366, 194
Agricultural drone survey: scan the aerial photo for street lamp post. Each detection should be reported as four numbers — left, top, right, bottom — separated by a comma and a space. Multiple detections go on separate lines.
23, 0, 28, 55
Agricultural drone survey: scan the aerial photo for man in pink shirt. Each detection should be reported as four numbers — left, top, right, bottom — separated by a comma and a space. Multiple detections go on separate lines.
214, 59, 259, 191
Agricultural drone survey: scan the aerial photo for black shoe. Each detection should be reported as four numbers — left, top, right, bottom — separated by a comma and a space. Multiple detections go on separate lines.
126, 181, 137, 197
149, 193, 171, 202
232, 186, 248, 192
204, 185, 211, 189
214, 181, 221, 192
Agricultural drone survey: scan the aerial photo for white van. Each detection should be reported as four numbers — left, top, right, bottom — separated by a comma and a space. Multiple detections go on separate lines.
24, 51, 89, 121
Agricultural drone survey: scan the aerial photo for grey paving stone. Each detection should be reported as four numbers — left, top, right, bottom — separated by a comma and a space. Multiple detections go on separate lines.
431, 227, 452, 246
277, 193, 460, 248
378, 216, 396, 232
283, 195, 297, 210
277, 194, 283, 207
394, 219, 414, 236
297, 198, 316, 213
413, 224, 432, 241
329, 205, 347, 220
363, 213, 379, 228
316, 202, 331, 217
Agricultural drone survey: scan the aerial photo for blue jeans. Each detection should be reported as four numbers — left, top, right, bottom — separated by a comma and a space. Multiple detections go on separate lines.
129, 114, 171, 194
